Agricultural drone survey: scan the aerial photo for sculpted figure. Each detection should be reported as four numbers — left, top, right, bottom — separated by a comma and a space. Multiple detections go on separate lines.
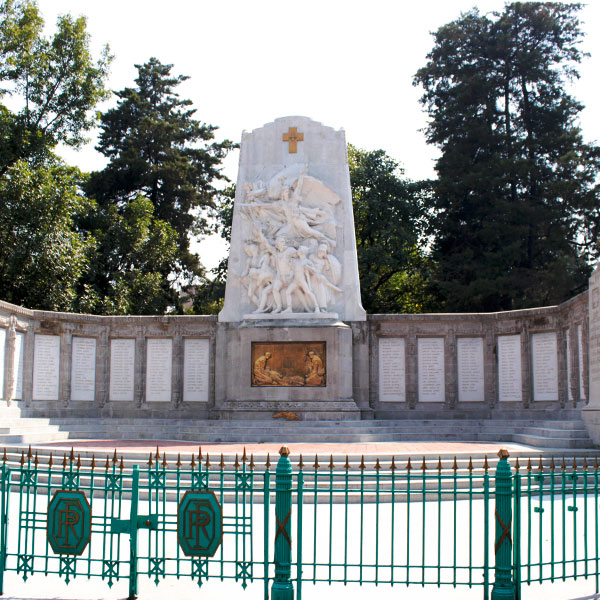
305, 351, 325, 386
252, 235, 296, 313
276, 170, 336, 246
309, 243, 342, 311
283, 246, 320, 313
253, 352, 284, 385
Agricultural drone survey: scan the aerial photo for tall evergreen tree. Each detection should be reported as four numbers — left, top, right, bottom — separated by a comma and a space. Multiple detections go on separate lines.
85, 58, 234, 313
414, 2, 600, 312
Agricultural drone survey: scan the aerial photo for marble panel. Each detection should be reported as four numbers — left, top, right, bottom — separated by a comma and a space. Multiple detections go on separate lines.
532, 332, 558, 401
183, 338, 209, 403
457, 337, 484, 402
378, 337, 406, 402
109, 338, 135, 402
71, 337, 96, 402
32, 334, 60, 401
12, 331, 24, 400
498, 335, 522, 402
417, 337, 445, 403
146, 338, 172, 403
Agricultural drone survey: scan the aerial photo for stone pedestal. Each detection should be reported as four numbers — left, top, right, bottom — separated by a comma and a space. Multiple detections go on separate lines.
582, 266, 600, 442
214, 320, 360, 420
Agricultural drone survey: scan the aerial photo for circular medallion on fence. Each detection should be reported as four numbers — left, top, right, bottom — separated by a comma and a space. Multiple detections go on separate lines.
177, 491, 223, 556
47, 490, 92, 555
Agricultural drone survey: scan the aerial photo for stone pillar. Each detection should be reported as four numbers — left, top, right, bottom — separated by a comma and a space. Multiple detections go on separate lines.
135, 330, 145, 408
582, 267, 600, 442
521, 329, 531, 408
60, 329, 71, 407
406, 331, 418, 409
446, 329, 457, 409
23, 327, 34, 407
173, 329, 183, 408
567, 326, 577, 405
4, 318, 16, 405
97, 328, 109, 408
556, 327, 567, 408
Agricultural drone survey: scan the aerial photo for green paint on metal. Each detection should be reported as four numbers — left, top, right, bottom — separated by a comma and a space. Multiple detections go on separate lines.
47, 490, 91, 556
271, 446, 293, 600
177, 490, 223, 557
492, 450, 515, 600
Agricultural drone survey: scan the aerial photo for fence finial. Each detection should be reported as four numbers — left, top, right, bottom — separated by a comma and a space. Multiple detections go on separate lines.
497, 448, 509, 460
279, 446, 290, 457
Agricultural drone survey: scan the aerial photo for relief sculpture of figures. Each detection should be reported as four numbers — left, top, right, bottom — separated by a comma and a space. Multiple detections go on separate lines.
240, 164, 343, 314
252, 343, 326, 387
305, 351, 325, 386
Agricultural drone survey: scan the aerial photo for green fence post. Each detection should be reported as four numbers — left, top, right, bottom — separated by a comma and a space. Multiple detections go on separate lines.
492, 449, 515, 600
128, 465, 140, 600
271, 446, 293, 600
0, 460, 7, 595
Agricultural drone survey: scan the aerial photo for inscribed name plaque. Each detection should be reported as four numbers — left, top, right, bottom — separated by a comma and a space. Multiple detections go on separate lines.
498, 335, 522, 402
532, 332, 558, 401
71, 337, 96, 402
183, 338, 209, 402
32, 334, 60, 400
578, 324, 587, 399
146, 338, 173, 402
109, 339, 135, 402
12, 331, 24, 400
457, 337, 484, 402
417, 337, 445, 403
251, 342, 326, 387
0, 328, 5, 399
378, 337, 406, 402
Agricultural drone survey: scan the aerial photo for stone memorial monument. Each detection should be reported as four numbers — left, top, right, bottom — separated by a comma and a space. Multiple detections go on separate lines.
216, 116, 366, 419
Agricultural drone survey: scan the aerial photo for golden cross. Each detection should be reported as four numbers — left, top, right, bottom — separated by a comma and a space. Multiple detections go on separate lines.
282, 126, 304, 153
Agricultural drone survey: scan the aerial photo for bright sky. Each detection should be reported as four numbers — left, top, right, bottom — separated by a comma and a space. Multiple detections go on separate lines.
38, 0, 600, 270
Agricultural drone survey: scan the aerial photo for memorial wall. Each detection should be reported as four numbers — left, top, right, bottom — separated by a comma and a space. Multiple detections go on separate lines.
0, 288, 588, 420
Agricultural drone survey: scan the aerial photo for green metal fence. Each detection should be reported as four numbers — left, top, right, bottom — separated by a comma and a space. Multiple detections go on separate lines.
0, 446, 599, 600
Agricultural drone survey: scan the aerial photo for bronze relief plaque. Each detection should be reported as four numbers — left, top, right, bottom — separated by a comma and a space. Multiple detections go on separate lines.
251, 342, 326, 387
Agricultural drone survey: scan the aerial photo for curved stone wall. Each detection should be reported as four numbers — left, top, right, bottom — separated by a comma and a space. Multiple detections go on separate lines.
0, 291, 588, 420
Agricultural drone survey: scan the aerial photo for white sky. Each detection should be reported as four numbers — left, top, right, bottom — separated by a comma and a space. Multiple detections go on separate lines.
37, 0, 600, 271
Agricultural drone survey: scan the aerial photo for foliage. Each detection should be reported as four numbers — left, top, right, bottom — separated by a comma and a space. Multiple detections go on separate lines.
0, 0, 110, 175
414, 2, 600, 312
349, 145, 434, 313
76, 195, 178, 315
87, 57, 235, 314
191, 184, 235, 315
0, 160, 94, 311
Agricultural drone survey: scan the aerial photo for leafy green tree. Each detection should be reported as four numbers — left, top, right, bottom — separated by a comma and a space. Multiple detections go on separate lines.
0, 0, 110, 175
87, 57, 234, 313
349, 145, 433, 313
76, 195, 178, 315
0, 160, 94, 310
191, 184, 235, 315
414, 2, 600, 312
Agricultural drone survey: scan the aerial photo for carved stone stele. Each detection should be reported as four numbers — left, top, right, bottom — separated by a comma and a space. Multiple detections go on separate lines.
218, 116, 366, 322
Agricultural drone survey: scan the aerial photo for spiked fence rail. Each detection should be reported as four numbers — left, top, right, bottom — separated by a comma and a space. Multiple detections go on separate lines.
0, 446, 599, 599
